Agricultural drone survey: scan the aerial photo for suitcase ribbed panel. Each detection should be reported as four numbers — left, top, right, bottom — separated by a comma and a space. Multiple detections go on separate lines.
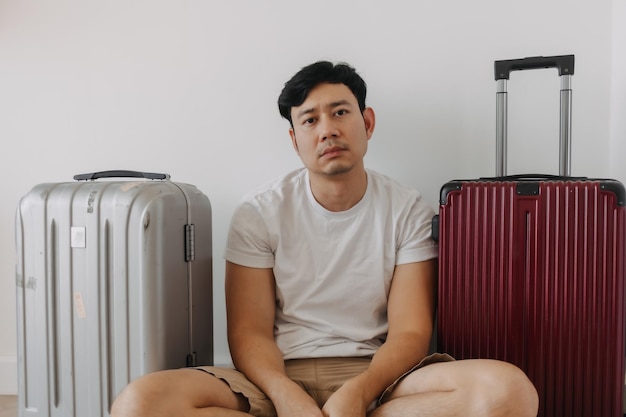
438, 180, 626, 417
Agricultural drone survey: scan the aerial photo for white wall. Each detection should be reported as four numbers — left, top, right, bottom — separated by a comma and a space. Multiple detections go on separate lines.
0, 0, 621, 393
611, 0, 626, 182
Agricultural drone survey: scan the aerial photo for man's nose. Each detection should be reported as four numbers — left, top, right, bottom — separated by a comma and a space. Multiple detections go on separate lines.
319, 116, 339, 141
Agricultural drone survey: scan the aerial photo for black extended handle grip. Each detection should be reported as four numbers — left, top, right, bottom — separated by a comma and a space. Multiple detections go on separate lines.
73, 170, 171, 181
494, 55, 575, 80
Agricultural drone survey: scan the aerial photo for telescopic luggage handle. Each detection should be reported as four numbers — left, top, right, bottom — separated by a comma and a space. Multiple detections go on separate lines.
495, 55, 574, 80
494, 55, 575, 177
73, 170, 171, 181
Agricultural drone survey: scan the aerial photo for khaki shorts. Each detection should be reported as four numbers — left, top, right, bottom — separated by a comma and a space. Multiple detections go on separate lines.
197, 353, 453, 417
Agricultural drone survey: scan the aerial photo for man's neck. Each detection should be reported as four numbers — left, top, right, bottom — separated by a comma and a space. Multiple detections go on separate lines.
308, 168, 368, 212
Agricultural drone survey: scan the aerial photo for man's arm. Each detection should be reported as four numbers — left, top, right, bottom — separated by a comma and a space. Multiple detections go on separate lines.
322, 258, 437, 416
225, 261, 322, 417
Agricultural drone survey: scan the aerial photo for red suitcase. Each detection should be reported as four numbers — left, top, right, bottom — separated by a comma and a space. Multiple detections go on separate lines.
434, 55, 626, 417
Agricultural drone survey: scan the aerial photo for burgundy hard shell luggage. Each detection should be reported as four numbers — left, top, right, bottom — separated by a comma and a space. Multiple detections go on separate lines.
15, 170, 214, 417
433, 56, 626, 417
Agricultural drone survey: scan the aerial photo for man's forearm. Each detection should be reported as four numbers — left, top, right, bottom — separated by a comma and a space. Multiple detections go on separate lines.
230, 332, 287, 390
347, 331, 431, 405
230, 332, 323, 416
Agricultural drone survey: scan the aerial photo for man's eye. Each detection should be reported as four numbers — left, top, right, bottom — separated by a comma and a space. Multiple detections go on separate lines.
303, 118, 315, 125
336, 109, 348, 116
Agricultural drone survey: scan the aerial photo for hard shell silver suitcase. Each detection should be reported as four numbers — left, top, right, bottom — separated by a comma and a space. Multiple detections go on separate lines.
15, 170, 214, 417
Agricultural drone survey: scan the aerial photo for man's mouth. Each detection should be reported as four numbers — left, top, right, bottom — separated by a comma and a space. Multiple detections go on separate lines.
321, 146, 345, 157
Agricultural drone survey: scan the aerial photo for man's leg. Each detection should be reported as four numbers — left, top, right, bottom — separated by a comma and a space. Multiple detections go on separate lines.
371, 359, 538, 417
111, 368, 251, 417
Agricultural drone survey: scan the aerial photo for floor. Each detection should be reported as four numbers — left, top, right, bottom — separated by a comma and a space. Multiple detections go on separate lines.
0, 394, 624, 417
0, 396, 16, 417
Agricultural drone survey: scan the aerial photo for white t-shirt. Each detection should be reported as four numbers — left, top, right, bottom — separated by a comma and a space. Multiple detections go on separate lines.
224, 168, 438, 360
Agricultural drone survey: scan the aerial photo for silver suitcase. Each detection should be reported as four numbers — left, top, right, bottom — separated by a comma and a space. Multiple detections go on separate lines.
15, 170, 214, 417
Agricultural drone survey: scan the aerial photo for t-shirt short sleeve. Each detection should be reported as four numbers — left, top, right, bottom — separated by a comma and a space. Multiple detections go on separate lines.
224, 201, 275, 269
395, 195, 438, 265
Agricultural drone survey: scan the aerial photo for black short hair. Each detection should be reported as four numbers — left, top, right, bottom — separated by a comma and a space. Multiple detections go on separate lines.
277, 61, 367, 126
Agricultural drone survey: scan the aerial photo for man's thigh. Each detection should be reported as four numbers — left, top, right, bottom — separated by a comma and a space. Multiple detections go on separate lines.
198, 366, 275, 417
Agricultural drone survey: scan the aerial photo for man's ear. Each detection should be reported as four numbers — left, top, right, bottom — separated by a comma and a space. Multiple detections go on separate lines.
363, 107, 376, 139
289, 128, 300, 154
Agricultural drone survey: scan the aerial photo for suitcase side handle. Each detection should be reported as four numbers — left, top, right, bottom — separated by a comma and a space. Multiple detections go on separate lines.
494, 55, 575, 80
73, 170, 171, 181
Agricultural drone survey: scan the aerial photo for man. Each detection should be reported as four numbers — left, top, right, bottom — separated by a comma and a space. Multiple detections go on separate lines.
112, 61, 538, 417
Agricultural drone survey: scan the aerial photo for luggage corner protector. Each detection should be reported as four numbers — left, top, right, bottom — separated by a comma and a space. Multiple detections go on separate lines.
440, 181, 463, 205
600, 180, 626, 207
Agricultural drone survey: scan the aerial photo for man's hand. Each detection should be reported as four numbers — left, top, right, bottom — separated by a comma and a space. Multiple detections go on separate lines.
271, 380, 325, 417
321, 379, 371, 417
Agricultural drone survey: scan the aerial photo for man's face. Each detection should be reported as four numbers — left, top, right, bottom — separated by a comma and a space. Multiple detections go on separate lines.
289, 82, 375, 178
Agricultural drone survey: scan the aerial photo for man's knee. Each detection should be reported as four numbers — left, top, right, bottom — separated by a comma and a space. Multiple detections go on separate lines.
111, 368, 249, 417
111, 371, 175, 417
472, 360, 538, 417
401, 359, 538, 416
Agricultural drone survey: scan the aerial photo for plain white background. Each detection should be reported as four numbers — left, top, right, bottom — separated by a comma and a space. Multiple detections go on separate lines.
0, 0, 624, 394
